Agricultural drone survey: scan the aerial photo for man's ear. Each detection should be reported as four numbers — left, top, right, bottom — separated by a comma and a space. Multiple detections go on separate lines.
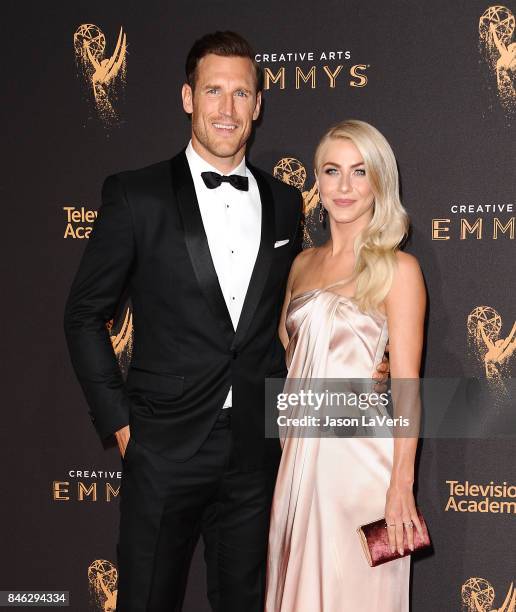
182, 83, 193, 114
252, 91, 262, 121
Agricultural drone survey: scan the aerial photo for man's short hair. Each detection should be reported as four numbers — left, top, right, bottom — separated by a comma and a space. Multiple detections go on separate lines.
185, 31, 263, 92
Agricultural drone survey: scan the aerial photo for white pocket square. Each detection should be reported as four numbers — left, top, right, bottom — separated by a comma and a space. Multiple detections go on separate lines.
274, 239, 289, 248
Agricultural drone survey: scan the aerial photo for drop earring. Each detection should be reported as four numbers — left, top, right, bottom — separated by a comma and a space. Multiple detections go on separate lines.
318, 201, 327, 223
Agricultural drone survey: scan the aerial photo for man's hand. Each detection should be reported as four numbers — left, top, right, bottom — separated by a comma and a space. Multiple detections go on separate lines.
115, 425, 131, 458
372, 344, 390, 392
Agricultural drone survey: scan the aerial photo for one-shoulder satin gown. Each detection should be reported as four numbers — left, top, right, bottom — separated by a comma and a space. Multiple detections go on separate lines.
265, 282, 409, 612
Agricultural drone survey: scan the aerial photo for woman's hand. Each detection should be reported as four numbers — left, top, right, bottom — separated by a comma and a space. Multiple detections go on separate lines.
385, 480, 424, 555
383, 252, 426, 555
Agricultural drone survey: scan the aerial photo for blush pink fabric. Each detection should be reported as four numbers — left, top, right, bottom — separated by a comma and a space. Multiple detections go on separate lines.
265, 282, 410, 612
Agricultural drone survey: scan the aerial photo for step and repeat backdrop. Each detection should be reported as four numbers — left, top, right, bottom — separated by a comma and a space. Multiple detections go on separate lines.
2, 0, 515, 610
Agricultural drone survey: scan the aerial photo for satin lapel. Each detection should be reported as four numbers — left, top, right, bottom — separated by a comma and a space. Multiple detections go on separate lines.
232, 164, 275, 351
170, 151, 234, 341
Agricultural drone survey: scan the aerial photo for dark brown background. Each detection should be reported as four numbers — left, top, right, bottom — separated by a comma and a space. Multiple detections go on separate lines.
1, 0, 514, 609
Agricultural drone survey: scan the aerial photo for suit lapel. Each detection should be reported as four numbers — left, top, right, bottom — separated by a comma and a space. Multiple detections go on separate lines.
232, 163, 275, 351
171, 151, 234, 341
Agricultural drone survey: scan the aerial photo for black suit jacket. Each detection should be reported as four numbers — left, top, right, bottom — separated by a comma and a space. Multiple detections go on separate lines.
64, 150, 302, 469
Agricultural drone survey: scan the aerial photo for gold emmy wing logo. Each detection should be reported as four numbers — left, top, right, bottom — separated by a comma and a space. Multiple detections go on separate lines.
74, 24, 127, 124
88, 559, 117, 611
462, 577, 516, 611
107, 303, 133, 375
479, 6, 516, 114
467, 306, 516, 379
273, 157, 320, 247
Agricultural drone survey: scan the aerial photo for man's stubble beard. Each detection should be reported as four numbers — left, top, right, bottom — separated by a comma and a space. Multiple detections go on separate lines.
191, 109, 250, 161
194, 127, 248, 161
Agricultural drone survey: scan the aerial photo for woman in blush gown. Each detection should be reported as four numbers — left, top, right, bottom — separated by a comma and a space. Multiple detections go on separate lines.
265, 120, 426, 612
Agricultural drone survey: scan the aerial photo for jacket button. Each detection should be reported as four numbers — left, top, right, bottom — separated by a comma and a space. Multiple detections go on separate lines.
231, 350, 238, 359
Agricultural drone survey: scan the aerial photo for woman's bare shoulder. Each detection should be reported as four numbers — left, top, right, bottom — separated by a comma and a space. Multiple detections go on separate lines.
387, 251, 425, 302
290, 246, 320, 282
393, 251, 423, 281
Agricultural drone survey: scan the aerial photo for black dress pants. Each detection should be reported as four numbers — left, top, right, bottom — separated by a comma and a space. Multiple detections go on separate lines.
116, 411, 277, 612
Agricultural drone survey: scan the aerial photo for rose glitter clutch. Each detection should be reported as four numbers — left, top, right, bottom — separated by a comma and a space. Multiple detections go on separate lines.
357, 508, 431, 567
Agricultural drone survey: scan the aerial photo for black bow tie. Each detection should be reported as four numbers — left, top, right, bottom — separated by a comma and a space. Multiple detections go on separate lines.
201, 171, 249, 191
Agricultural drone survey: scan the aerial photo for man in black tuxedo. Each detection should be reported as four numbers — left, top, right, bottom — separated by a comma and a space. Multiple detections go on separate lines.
65, 31, 387, 612
65, 32, 302, 611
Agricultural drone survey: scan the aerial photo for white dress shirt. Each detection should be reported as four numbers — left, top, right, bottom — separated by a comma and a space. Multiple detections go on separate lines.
185, 141, 261, 408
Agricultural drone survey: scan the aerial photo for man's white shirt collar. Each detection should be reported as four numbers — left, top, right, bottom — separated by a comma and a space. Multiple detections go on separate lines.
185, 140, 247, 179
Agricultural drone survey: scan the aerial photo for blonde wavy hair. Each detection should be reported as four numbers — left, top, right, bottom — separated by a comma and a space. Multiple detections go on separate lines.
314, 119, 409, 312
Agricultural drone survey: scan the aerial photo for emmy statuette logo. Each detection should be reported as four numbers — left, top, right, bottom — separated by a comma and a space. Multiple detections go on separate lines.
462, 577, 516, 611
74, 24, 128, 125
479, 6, 516, 116
107, 305, 133, 369
273, 157, 320, 247
88, 559, 118, 611
107, 298, 134, 376
467, 306, 516, 380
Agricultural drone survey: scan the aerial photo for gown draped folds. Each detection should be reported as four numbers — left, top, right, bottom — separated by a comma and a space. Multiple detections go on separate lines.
265, 282, 409, 612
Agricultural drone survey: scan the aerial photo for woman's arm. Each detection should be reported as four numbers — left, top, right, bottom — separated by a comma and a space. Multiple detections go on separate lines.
383, 251, 426, 554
